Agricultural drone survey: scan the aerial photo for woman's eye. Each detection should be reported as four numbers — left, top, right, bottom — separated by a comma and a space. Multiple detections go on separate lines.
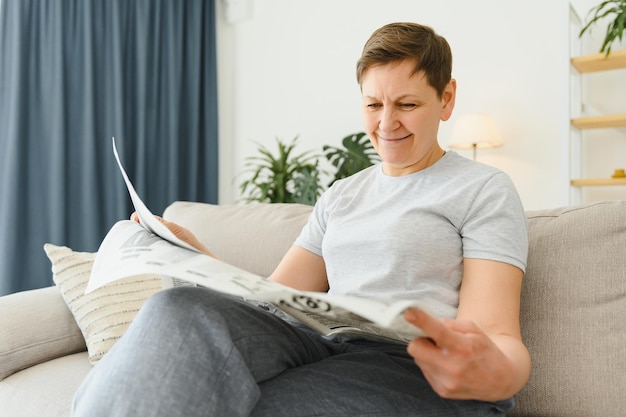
399, 103, 416, 109
367, 103, 382, 110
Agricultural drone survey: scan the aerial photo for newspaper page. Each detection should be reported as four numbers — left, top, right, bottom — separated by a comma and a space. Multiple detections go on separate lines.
111, 137, 197, 290
88, 221, 430, 342
87, 138, 433, 343
111, 137, 198, 253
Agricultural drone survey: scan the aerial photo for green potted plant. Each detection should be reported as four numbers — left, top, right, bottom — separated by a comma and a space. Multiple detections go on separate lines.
579, 0, 626, 55
240, 132, 380, 205
239, 137, 324, 205
323, 132, 380, 187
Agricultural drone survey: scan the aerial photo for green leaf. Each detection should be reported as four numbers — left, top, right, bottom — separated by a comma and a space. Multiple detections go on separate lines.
239, 136, 323, 205
239, 132, 381, 205
323, 132, 380, 187
579, 0, 626, 56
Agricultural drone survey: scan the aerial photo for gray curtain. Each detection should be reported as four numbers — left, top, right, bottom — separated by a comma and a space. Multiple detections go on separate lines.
0, 0, 218, 296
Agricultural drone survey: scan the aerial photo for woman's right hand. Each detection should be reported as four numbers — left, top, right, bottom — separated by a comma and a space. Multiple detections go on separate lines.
130, 212, 218, 259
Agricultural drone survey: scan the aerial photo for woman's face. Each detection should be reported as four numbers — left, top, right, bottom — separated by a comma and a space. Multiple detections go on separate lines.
361, 59, 456, 176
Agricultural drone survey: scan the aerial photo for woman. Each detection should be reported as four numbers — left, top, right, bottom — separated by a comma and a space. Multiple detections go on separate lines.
73, 22, 530, 417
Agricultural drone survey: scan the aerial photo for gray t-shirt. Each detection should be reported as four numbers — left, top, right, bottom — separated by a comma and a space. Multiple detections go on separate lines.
294, 151, 528, 319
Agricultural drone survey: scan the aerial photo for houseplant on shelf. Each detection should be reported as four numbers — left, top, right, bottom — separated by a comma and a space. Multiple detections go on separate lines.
239, 132, 380, 205
579, 0, 626, 55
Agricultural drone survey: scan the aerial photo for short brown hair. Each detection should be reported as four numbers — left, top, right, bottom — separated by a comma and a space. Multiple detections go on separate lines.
356, 22, 452, 98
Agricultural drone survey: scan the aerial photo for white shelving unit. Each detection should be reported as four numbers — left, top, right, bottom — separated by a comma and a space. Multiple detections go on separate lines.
569, 5, 626, 204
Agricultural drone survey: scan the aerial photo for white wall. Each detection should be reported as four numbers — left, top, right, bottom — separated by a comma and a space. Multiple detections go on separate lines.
216, 0, 623, 210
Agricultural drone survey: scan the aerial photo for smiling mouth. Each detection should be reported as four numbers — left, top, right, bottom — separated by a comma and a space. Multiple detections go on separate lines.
379, 134, 412, 142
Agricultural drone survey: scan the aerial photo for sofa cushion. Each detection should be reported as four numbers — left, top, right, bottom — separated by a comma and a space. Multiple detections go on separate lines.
163, 202, 314, 277
512, 201, 626, 417
44, 244, 162, 364
0, 352, 90, 417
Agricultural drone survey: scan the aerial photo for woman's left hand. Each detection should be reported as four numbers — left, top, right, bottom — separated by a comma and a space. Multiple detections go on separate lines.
404, 309, 518, 401
130, 212, 218, 259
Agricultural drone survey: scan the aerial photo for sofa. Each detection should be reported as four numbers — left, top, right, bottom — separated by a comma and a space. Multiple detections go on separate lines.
1, 200, 625, 417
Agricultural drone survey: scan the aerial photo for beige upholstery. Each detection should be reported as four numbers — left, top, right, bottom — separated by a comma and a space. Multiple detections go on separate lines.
0, 200, 624, 417
0, 353, 90, 417
163, 201, 314, 277
0, 286, 85, 380
513, 201, 626, 416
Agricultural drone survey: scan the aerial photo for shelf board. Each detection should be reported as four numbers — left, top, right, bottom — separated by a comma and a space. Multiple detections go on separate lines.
571, 50, 626, 73
571, 113, 626, 129
571, 178, 626, 186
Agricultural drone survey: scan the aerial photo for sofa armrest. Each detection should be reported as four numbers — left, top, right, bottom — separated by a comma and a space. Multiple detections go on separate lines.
0, 286, 86, 380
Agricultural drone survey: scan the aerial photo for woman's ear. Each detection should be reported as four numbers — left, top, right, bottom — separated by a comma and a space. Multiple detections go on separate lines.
440, 79, 457, 121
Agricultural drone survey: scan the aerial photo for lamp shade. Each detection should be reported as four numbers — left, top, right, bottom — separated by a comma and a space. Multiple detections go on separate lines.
448, 113, 503, 151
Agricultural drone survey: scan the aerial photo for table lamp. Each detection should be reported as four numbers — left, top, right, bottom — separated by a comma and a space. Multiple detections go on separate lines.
448, 113, 503, 160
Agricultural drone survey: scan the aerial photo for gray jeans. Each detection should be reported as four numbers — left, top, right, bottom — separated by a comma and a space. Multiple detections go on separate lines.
72, 286, 514, 417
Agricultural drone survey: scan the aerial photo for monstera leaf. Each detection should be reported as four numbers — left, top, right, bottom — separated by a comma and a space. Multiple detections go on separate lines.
323, 132, 380, 186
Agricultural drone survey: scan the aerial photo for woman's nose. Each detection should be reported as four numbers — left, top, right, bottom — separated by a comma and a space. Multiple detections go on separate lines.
378, 107, 399, 132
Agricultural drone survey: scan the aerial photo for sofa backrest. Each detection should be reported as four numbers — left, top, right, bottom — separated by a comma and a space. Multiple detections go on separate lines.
164, 200, 626, 417
163, 201, 313, 277
512, 200, 626, 417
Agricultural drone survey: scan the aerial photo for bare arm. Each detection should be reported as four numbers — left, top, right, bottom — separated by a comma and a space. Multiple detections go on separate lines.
405, 259, 530, 401
268, 245, 329, 292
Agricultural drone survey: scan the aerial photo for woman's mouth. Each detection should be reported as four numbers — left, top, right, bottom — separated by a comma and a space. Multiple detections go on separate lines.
379, 133, 412, 142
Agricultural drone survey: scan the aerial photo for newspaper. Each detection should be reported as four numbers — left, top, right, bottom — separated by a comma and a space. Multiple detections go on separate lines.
87, 138, 433, 343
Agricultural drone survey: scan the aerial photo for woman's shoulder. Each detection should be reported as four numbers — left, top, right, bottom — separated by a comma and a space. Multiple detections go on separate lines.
441, 151, 501, 174
328, 163, 380, 188
440, 151, 514, 185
